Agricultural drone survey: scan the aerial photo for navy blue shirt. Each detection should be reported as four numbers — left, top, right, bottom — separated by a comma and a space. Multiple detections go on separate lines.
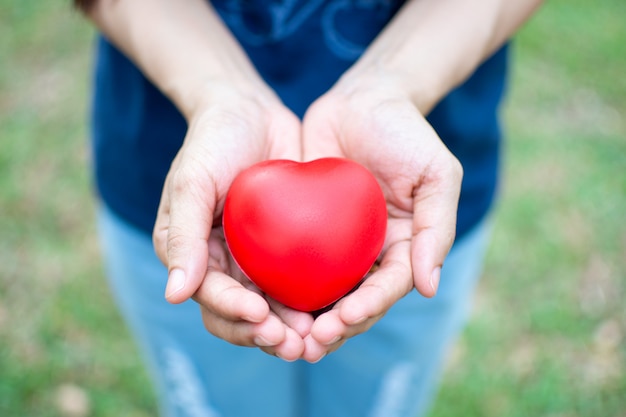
91, 0, 508, 239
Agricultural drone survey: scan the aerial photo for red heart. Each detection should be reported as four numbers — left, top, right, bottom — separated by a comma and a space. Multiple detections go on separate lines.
223, 158, 387, 312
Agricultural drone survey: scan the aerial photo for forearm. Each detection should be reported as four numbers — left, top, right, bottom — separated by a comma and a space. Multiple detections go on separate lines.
340, 0, 543, 114
81, 0, 272, 120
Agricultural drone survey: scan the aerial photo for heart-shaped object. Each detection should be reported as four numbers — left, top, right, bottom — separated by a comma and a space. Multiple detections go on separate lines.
223, 157, 387, 312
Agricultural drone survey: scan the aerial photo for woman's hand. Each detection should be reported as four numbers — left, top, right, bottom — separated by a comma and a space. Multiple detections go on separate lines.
79, 0, 317, 361
153, 85, 313, 361
300, 77, 463, 362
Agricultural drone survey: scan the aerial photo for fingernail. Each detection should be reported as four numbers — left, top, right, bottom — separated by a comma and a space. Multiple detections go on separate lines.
349, 316, 367, 325
254, 335, 275, 347
165, 268, 186, 299
242, 315, 263, 323
310, 353, 326, 364
276, 353, 297, 363
430, 266, 441, 295
325, 336, 341, 346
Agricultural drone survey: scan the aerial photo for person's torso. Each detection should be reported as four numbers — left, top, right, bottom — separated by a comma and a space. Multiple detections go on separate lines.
91, 0, 508, 238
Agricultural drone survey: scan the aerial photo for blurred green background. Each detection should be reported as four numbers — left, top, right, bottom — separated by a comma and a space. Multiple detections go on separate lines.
0, 1, 624, 416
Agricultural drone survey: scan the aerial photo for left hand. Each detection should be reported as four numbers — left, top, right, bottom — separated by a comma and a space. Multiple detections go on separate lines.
300, 76, 463, 362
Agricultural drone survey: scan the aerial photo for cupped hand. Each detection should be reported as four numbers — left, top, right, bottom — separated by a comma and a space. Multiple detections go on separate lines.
153, 85, 313, 361
300, 78, 463, 362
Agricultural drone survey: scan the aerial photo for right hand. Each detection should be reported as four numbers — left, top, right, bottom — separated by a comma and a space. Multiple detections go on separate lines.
299, 77, 463, 362
153, 85, 313, 361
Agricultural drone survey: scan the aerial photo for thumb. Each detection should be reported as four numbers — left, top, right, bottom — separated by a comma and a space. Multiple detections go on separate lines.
411, 153, 463, 297
154, 163, 217, 304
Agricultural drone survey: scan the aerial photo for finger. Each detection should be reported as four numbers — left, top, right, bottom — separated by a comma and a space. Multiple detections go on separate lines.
162, 158, 218, 303
196, 269, 307, 360
302, 333, 346, 363
303, 241, 413, 363
193, 268, 270, 323
309, 240, 413, 340
308, 308, 346, 346
266, 297, 315, 338
200, 307, 286, 348
153, 169, 174, 266
260, 326, 306, 362
411, 152, 463, 297
153, 171, 210, 304
338, 240, 414, 326
266, 109, 304, 162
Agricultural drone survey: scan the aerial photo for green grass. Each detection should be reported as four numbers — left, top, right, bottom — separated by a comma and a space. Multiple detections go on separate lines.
0, 2, 157, 416
429, 2, 626, 416
1, 1, 624, 417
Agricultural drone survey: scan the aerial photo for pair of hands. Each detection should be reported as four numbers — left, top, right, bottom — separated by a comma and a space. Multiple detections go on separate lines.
152, 78, 463, 363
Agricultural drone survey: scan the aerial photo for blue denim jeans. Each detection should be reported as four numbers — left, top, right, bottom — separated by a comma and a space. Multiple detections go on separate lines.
98, 204, 490, 417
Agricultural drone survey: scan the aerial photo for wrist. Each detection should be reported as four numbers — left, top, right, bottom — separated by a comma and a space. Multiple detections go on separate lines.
86, 0, 280, 122
169, 75, 278, 123
338, 0, 543, 115
332, 65, 436, 115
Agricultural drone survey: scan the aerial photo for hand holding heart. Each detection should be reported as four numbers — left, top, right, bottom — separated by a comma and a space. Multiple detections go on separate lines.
153, 86, 314, 362
153, 80, 463, 363
298, 81, 463, 361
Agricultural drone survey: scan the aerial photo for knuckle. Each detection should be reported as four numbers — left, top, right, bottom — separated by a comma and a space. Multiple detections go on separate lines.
161, 226, 190, 269
166, 229, 190, 262
448, 154, 464, 181
153, 236, 167, 265
152, 231, 161, 253
170, 162, 201, 194
169, 158, 218, 209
